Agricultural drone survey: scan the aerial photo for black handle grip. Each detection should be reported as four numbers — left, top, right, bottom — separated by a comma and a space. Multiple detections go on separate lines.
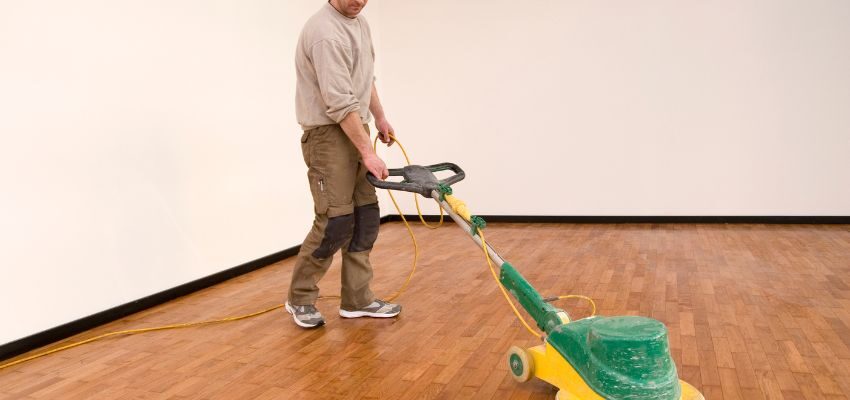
428, 162, 465, 186
365, 175, 409, 192
366, 162, 465, 197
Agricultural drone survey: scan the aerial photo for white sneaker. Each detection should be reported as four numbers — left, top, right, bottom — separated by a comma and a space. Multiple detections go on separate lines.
285, 301, 325, 328
339, 299, 401, 318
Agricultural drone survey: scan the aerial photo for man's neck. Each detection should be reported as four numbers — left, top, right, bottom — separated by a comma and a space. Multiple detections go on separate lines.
328, 0, 356, 19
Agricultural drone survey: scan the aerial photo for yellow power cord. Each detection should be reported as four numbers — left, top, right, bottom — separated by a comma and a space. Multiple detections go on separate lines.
315, 133, 441, 303
0, 133, 435, 371
473, 218, 597, 340
477, 228, 543, 339
555, 295, 597, 317
0, 133, 594, 371
0, 305, 284, 370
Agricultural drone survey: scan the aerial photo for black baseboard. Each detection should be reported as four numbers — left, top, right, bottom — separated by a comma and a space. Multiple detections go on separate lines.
0, 245, 300, 363
3, 214, 847, 363
383, 215, 850, 224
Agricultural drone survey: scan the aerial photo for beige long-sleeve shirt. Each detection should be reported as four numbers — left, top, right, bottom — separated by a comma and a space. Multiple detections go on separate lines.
295, 3, 375, 131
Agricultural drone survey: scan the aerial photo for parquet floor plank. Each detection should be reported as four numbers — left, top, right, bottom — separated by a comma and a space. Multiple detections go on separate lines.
1, 223, 848, 399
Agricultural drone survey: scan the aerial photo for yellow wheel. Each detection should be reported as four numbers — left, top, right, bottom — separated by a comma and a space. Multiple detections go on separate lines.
506, 346, 533, 382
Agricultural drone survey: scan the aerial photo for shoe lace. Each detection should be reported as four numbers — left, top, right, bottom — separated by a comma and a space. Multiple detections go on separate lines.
296, 304, 318, 314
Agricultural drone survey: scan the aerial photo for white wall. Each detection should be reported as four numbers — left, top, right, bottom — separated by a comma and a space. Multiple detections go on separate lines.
0, 1, 360, 346
2, 0, 849, 347
376, 0, 850, 216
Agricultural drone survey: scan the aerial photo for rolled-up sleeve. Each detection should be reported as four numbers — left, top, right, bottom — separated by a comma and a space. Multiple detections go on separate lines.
310, 39, 360, 123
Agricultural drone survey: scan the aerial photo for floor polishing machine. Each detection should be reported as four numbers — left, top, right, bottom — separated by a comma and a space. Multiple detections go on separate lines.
367, 163, 705, 400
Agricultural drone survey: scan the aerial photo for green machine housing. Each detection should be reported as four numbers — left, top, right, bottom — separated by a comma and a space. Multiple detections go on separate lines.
500, 261, 681, 400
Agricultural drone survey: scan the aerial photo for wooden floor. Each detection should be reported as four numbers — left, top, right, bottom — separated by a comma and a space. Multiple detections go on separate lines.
1, 223, 849, 399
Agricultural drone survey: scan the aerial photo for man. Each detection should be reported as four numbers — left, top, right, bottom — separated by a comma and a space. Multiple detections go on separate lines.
286, 0, 401, 328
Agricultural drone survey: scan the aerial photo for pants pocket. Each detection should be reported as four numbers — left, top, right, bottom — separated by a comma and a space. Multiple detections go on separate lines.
300, 130, 311, 165
307, 169, 329, 215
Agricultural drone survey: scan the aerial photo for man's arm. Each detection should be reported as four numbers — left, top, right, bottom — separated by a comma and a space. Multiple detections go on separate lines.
339, 111, 389, 180
369, 81, 395, 146
309, 40, 388, 180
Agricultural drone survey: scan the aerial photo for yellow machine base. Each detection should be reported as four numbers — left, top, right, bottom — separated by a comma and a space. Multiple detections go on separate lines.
526, 343, 705, 400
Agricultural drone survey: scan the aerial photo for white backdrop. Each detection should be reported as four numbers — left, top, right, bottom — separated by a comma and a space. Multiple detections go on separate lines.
1, 0, 848, 346
0, 1, 369, 346
375, 0, 850, 216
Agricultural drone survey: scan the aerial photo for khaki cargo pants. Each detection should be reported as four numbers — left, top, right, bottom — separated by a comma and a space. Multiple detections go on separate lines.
288, 124, 379, 310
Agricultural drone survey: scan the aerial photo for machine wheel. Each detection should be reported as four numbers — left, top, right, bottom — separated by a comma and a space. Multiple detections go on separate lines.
506, 346, 533, 382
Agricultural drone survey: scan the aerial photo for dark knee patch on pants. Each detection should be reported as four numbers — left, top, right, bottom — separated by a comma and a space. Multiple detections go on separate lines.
312, 213, 355, 259
348, 203, 380, 252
